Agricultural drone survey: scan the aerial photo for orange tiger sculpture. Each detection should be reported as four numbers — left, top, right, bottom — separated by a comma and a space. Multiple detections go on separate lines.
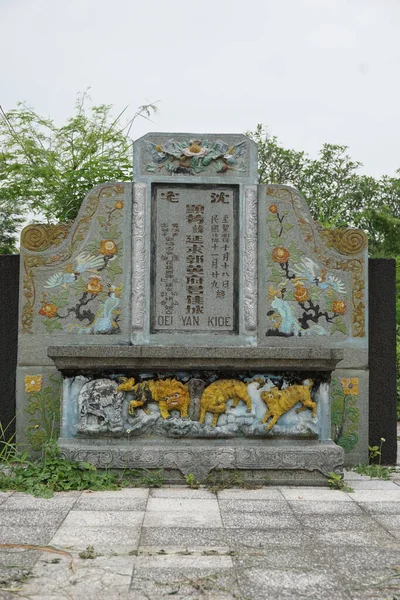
199, 379, 252, 427
260, 380, 317, 431
117, 377, 190, 419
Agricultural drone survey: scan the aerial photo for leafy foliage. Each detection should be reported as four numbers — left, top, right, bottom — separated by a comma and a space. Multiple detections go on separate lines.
0, 93, 157, 251
0, 442, 120, 498
352, 464, 397, 480
327, 471, 354, 493
0, 438, 166, 497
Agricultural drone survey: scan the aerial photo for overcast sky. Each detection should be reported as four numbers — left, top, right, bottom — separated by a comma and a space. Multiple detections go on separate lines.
1, 0, 399, 178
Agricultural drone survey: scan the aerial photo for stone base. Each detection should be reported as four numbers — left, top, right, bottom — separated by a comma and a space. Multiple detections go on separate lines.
58, 438, 344, 486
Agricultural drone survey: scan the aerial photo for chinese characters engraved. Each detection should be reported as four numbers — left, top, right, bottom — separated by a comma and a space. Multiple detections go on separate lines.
152, 185, 238, 333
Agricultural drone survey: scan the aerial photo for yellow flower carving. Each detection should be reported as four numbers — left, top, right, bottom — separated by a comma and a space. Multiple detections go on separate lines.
333, 300, 346, 315
86, 276, 103, 295
25, 375, 43, 393
272, 247, 290, 264
100, 239, 118, 256
340, 377, 359, 396
39, 302, 58, 318
294, 283, 309, 303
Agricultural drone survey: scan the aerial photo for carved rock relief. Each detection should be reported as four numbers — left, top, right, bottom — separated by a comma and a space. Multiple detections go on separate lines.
20, 183, 127, 335
143, 138, 249, 177
72, 373, 323, 439
264, 186, 367, 338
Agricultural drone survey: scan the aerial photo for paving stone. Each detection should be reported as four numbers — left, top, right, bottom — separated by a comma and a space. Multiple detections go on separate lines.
0, 492, 13, 505
18, 554, 136, 600
143, 510, 222, 528
1, 493, 79, 512
221, 511, 300, 529
50, 526, 141, 553
279, 486, 353, 501
218, 499, 292, 514
316, 546, 400, 576
139, 526, 228, 550
347, 490, 400, 502
0, 564, 35, 596
150, 487, 216, 499
146, 497, 219, 513
130, 554, 237, 600
348, 479, 400, 490
236, 567, 345, 600
345, 568, 400, 594
134, 553, 233, 570
289, 500, 364, 514
80, 488, 149, 499
143, 497, 222, 528
358, 501, 400, 514
311, 528, 399, 548
349, 575, 400, 600
371, 513, 400, 530
60, 510, 144, 528
0, 525, 60, 546
0, 548, 41, 568
343, 470, 374, 481
0, 509, 67, 528
217, 487, 284, 500
384, 530, 400, 541
298, 514, 385, 531
232, 545, 325, 570
226, 528, 309, 549
73, 497, 147, 511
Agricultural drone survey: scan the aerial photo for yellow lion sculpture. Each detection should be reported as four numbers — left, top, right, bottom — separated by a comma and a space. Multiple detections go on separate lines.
260, 380, 316, 431
117, 377, 190, 419
199, 380, 252, 427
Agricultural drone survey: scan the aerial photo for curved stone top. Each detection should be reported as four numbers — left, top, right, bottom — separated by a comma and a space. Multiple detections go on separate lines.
48, 345, 343, 373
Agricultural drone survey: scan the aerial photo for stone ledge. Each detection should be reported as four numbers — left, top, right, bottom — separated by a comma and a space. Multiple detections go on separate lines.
58, 438, 344, 485
48, 345, 343, 374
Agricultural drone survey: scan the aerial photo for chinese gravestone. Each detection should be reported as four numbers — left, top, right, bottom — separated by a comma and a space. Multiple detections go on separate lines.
16, 133, 369, 483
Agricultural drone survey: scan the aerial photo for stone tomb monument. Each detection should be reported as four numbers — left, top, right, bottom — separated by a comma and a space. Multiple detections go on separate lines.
16, 133, 369, 483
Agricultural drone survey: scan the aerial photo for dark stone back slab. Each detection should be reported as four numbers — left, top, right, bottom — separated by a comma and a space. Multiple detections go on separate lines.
369, 258, 397, 465
0, 255, 19, 441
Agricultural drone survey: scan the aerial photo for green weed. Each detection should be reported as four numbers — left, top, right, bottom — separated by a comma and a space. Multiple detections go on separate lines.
327, 471, 354, 493
205, 469, 246, 493
184, 473, 200, 489
353, 464, 397, 480
0, 442, 120, 498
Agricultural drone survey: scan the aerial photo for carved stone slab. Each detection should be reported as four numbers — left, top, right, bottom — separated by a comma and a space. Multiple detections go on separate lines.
133, 133, 258, 183
151, 184, 238, 334
58, 438, 344, 484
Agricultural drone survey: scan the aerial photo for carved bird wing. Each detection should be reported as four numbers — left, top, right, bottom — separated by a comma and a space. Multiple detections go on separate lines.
324, 273, 347, 294
74, 252, 104, 274
43, 272, 65, 288
293, 257, 319, 282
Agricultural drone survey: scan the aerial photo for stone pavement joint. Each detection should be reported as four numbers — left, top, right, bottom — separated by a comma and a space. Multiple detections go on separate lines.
0, 471, 400, 599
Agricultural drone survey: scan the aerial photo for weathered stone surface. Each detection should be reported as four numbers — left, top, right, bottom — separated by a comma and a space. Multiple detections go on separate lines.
48, 344, 343, 372
58, 438, 344, 483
